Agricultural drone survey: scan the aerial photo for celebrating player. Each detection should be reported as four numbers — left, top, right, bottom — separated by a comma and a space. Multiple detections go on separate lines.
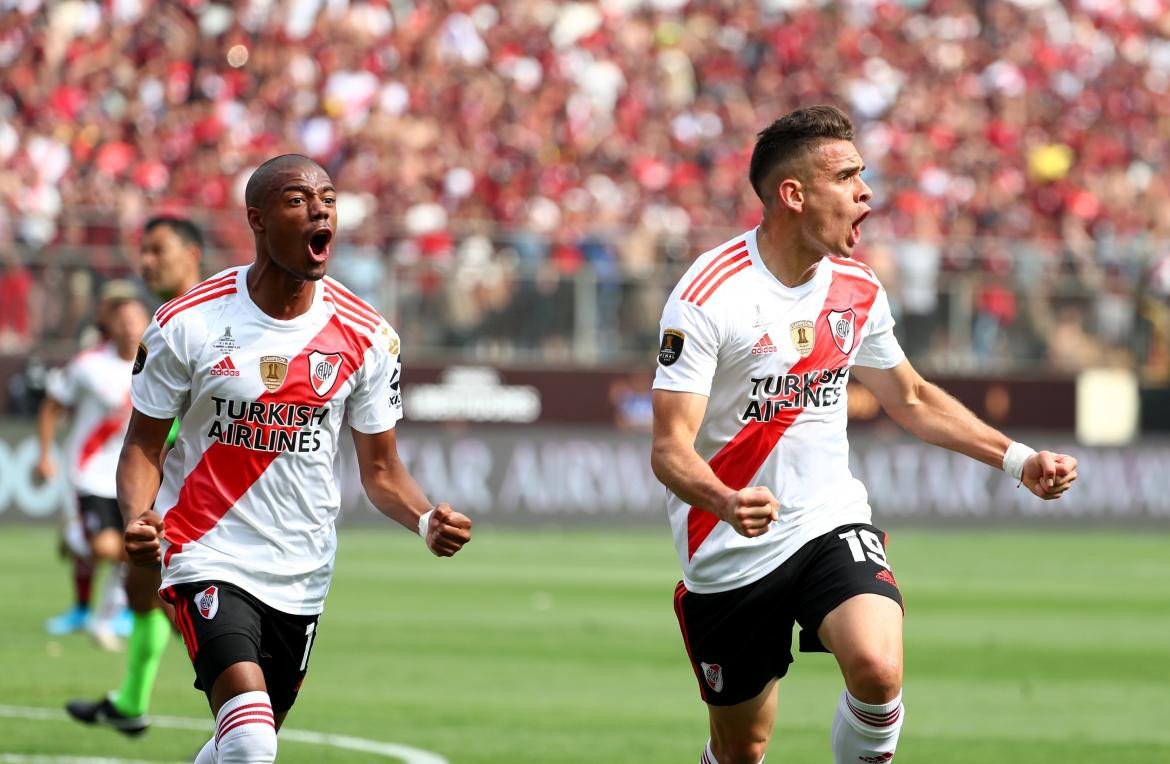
120, 154, 472, 764
39, 283, 149, 648
650, 106, 1078, 764
66, 215, 204, 735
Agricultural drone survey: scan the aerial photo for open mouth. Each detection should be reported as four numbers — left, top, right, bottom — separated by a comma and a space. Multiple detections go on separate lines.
308, 229, 333, 261
850, 210, 870, 248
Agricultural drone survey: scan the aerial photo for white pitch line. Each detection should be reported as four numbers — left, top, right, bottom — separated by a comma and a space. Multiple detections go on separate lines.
0, 705, 447, 764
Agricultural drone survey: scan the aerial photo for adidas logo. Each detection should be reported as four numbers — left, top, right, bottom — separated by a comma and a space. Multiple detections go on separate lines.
210, 357, 240, 377
751, 333, 777, 355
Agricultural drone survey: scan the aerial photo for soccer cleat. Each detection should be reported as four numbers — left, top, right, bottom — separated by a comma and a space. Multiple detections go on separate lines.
65, 696, 149, 737
45, 605, 91, 636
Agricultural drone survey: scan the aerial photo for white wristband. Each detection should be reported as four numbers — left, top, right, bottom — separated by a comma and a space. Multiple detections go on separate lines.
1002, 442, 1036, 481
417, 509, 433, 539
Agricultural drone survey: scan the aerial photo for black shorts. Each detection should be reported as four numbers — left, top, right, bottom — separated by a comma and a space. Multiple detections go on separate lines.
160, 581, 321, 713
78, 494, 123, 538
673, 523, 904, 707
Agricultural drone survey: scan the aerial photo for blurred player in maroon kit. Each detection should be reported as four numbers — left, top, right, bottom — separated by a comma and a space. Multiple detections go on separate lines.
123, 155, 471, 764
651, 106, 1079, 764
67, 216, 204, 735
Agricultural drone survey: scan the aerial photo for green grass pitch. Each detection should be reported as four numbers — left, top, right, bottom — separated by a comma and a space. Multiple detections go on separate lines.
1, 526, 1168, 763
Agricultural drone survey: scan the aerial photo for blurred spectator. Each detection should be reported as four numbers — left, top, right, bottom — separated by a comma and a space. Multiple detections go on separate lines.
0, 252, 33, 352
0, 0, 1167, 378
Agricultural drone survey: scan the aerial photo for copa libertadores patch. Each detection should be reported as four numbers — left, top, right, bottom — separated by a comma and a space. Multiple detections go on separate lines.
132, 342, 147, 374
659, 329, 685, 366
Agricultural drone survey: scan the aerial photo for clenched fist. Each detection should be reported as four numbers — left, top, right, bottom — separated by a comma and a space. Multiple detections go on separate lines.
718, 486, 779, 538
125, 509, 164, 566
425, 503, 472, 557
1022, 451, 1078, 500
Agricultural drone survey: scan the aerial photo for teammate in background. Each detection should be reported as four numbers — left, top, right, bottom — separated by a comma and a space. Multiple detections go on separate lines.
67, 215, 204, 735
651, 106, 1079, 764
122, 154, 472, 764
39, 283, 150, 648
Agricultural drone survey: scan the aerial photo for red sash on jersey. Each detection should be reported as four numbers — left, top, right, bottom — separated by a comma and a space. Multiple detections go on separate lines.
162, 315, 371, 565
686, 272, 880, 559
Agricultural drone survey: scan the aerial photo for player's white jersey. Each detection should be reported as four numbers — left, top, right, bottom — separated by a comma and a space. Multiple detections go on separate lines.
132, 266, 403, 615
46, 343, 135, 499
653, 228, 904, 594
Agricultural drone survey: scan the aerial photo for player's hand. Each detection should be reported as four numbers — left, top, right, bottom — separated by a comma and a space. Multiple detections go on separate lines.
125, 510, 165, 566
718, 486, 779, 538
35, 454, 56, 483
1022, 451, 1078, 500
425, 503, 472, 557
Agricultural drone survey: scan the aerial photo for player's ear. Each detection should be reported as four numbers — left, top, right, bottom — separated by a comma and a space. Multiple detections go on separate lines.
246, 206, 264, 234
778, 178, 804, 212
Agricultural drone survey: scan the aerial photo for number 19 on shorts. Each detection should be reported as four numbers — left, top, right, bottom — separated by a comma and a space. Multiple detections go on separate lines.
838, 529, 890, 570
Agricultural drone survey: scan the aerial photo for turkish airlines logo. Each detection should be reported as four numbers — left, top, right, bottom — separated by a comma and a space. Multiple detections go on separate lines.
308, 350, 343, 396
826, 309, 856, 355
195, 585, 219, 619
700, 662, 724, 692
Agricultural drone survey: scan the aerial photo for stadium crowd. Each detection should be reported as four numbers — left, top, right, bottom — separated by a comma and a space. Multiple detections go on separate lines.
0, 0, 1168, 379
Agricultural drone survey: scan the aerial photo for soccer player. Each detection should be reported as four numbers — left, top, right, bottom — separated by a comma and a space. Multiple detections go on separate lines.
121, 154, 472, 764
650, 106, 1078, 764
67, 215, 204, 735
38, 284, 150, 646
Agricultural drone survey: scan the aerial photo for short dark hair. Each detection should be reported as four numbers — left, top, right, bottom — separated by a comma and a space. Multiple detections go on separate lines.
749, 105, 855, 203
244, 154, 324, 209
144, 216, 203, 250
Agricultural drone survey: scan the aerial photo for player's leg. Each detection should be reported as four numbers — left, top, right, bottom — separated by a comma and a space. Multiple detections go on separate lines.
820, 593, 904, 763
673, 577, 793, 763
172, 582, 278, 763
109, 564, 172, 719
705, 680, 777, 763
798, 524, 905, 763
46, 505, 94, 635
89, 522, 130, 649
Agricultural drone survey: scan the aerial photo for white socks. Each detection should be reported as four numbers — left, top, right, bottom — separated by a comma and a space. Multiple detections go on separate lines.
831, 689, 903, 763
211, 691, 277, 764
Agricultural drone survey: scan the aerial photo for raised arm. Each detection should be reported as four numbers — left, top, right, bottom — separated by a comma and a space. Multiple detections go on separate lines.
351, 428, 471, 557
851, 359, 1077, 499
651, 389, 778, 538
119, 408, 175, 565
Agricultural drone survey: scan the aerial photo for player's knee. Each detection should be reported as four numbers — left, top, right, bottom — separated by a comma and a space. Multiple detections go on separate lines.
844, 652, 902, 703
712, 732, 769, 764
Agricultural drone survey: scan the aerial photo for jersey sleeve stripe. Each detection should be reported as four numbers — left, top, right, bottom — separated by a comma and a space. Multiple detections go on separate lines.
827, 257, 876, 279
324, 296, 378, 334
680, 240, 747, 302
157, 287, 237, 326
323, 287, 381, 325
156, 272, 238, 321
683, 249, 750, 305
685, 271, 881, 559
693, 259, 753, 306
324, 280, 381, 323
